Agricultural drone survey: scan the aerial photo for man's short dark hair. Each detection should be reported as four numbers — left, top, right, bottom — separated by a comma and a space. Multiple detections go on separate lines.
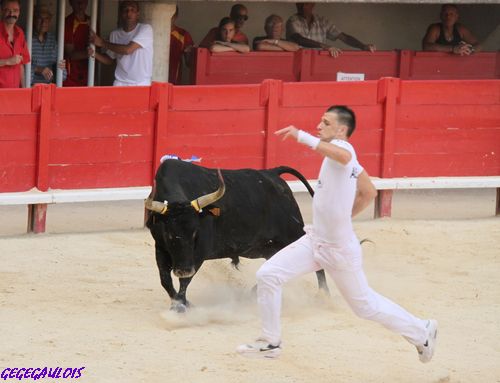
218, 16, 234, 29
230, 4, 247, 18
327, 105, 356, 137
1, 0, 21, 7
119, 0, 139, 12
441, 3, 458, 13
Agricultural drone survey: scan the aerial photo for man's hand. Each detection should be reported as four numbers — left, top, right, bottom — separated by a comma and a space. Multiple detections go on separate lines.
6, 55, 23, 65
325, 46, 342, 58
40, 67, 54, 81
87, 46, 95, 58
275, 125, 299, 141
89, 29, 105, 48
363, 43, 376, 52
452, 42, 473, 56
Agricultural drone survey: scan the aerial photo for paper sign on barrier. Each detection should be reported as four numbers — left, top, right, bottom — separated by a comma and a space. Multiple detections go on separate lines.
336, 72, 365, 82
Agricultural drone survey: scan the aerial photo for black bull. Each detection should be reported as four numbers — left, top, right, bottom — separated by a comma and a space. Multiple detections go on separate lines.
146, 159, 328, 312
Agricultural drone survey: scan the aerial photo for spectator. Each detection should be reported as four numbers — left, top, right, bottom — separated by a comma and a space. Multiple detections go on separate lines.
422, 4, 481, 55
254, 14, 299, 52
0, 0, 30, 88
90, 1, 153, 86
31, 5, 67, 85
64, 0, 90, 86
286, 2, 375, 58
199, 4, 249, 48
169, 6, 193, 85
209, 17, 249, 53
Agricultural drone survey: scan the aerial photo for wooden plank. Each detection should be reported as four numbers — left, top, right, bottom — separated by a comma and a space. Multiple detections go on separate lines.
48, 162, 152, 189
0, 166, 36, 192
393, 153, 500, 177
400, 80, 500, 105
394, 128, 500, 154
0, 88, 32, 113
48, 136, 153, 163
171, 84, 262, 110
54, 86, 151, 113
308, 50, 399, 81
396, 105, 500, 129
282, 81, 379, 107
167, 109, 266, 136
53, 112, 155, 138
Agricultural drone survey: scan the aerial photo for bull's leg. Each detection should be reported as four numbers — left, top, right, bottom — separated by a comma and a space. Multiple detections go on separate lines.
315, 269, 330, 295
155, 245, 177, 300
171, 261, 203, 313
173, 276, 193, 309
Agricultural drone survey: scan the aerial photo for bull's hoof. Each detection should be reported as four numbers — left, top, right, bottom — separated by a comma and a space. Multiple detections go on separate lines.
170, 302, 187, 313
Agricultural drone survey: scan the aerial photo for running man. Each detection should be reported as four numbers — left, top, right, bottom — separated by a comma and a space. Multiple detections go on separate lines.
237, 105, 438, 361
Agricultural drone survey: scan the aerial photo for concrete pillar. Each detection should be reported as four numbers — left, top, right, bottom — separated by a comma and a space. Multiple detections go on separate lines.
141, 1, 176, 83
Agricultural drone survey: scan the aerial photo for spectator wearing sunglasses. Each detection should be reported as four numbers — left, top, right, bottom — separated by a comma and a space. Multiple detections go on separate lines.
199, 3, 249, 48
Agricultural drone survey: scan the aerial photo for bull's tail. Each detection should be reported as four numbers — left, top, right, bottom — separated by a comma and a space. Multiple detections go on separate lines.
274, 166, 314, 197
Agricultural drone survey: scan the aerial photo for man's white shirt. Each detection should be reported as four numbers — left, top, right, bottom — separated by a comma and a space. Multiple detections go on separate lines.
107, 23, 153, 86
312, 139, 364, 244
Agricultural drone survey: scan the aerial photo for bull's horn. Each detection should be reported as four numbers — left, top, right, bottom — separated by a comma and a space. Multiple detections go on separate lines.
192, 169, 225, 211
145, 197, 168, 214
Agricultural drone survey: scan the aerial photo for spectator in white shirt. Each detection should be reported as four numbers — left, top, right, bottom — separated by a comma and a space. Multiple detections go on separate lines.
89, 0, 153, 86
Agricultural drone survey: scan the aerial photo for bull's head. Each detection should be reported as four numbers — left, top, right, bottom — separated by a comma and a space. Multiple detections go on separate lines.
145, 170, 225, 278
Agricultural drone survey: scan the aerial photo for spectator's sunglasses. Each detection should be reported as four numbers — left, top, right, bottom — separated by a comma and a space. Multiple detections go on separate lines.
236, 14, 248, 21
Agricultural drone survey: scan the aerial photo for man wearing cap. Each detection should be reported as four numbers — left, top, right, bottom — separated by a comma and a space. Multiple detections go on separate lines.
31, 5, 67, 85
0, 0, 30, 88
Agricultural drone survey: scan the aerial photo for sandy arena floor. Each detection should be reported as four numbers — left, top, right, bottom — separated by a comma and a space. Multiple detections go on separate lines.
1, 189, 499, 383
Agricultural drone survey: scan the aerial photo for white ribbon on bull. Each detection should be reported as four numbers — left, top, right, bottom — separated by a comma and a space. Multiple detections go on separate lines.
145, 169, 225, 214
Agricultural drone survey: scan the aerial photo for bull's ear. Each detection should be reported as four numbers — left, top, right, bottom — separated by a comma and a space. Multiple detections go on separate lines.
208, 207, 221, 217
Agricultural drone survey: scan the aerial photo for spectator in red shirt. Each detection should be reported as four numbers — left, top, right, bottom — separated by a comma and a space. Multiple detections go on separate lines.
64, 0, 90, 86
169, 6, 193, 85
199, 4, 249, 48
0, 0, 30, 88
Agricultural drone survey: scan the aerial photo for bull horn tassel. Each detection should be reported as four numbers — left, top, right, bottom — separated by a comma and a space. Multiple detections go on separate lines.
192, 169, 225, 211
145, 198, 168, 214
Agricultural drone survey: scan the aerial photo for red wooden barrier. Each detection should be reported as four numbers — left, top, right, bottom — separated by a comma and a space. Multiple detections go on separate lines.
192, 48, 301, 85
191, 48, 500, 85
1, 79, 499, 231
399, 51, 500, 80
1, 79, 498, 195
300, 49, 399, 82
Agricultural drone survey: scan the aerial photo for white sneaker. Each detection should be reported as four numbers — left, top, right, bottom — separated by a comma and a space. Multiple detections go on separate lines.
416, 319, 438, 363
236, 338, 282, 359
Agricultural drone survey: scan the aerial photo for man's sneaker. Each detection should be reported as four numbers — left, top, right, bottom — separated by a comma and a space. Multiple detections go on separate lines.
416, 319, 438, 363
236, 339, 282, 359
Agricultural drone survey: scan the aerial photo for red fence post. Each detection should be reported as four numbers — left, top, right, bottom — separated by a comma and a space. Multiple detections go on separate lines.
149, 82, 171, 183
28, 84, 54, 233
399, 50, 411, 80
375, 77, 400, 218
298, 49, 311, 82
262, 79, 282, 169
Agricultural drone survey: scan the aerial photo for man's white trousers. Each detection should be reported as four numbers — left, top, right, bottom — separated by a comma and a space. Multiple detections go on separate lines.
256, 232, 428, 346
